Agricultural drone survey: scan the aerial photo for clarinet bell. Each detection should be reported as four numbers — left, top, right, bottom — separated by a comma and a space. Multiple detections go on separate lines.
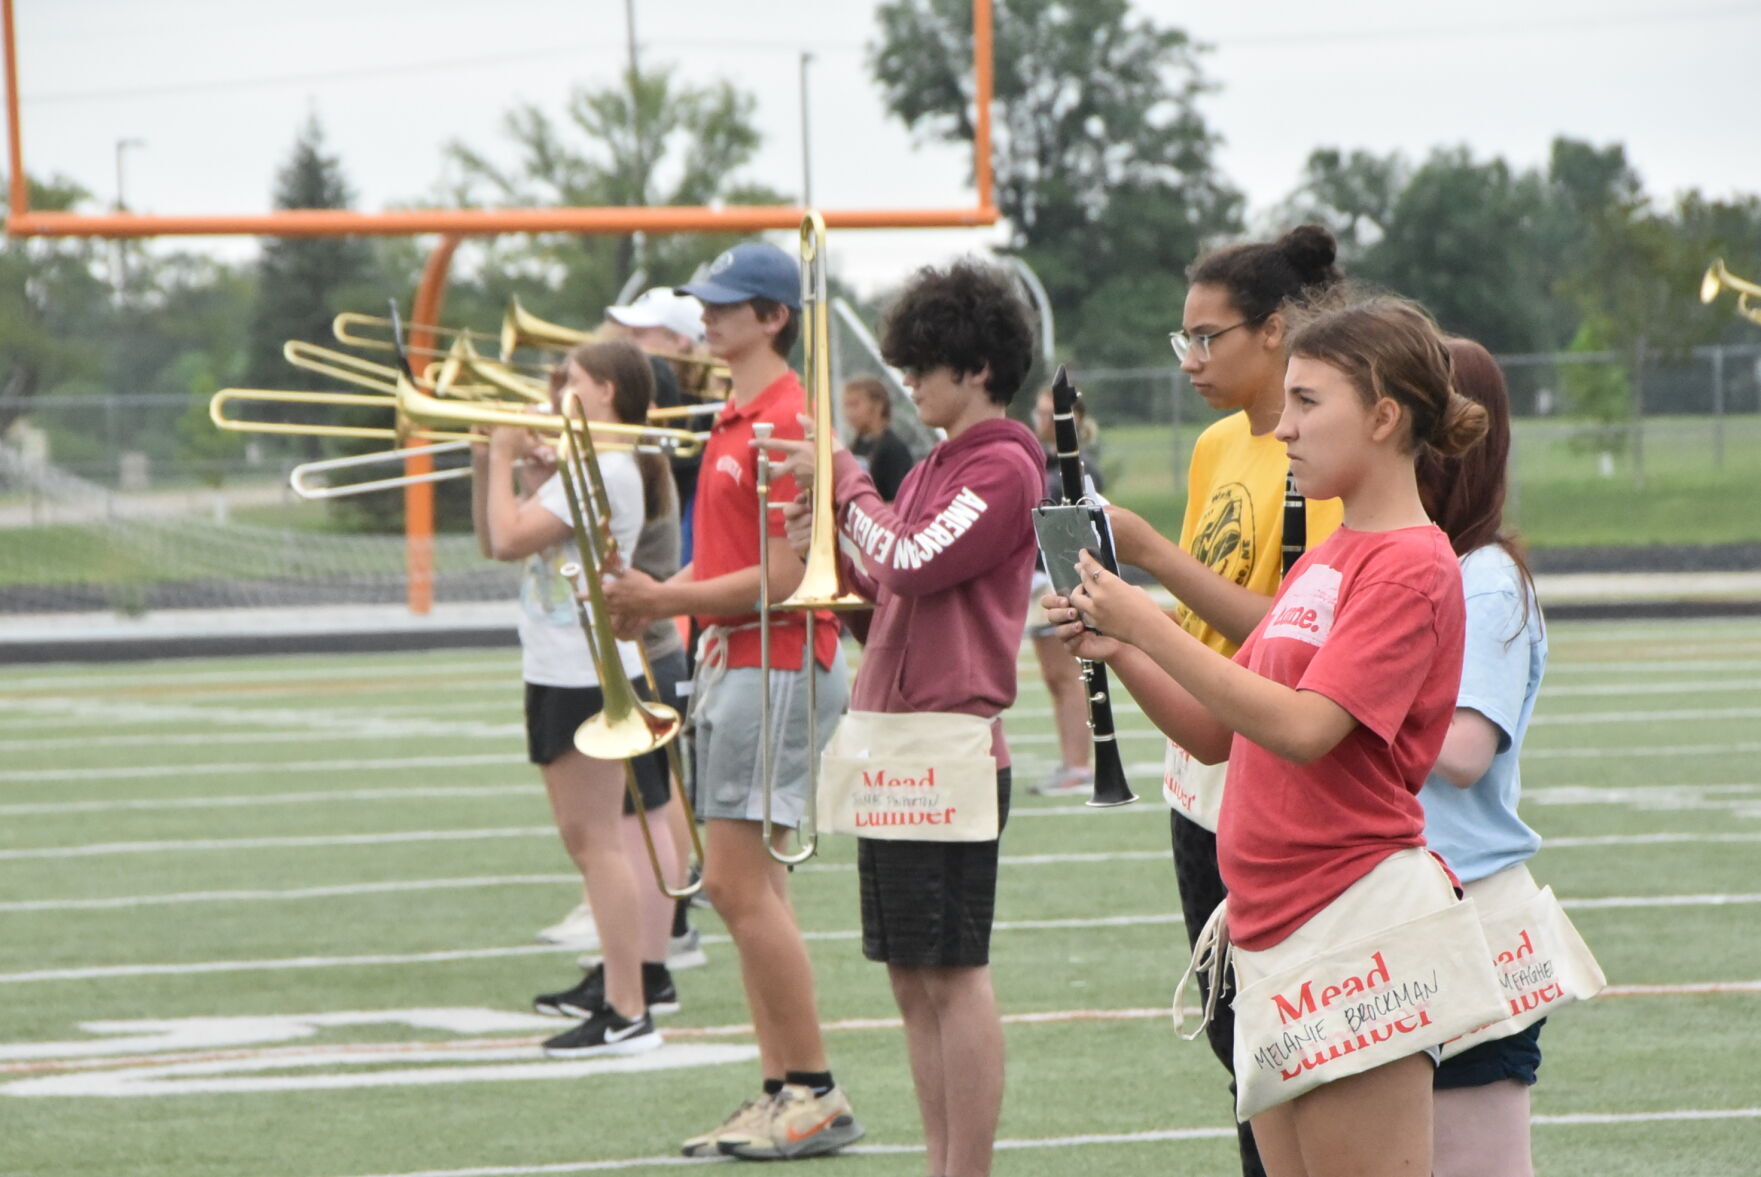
1086, 738, 1138, 808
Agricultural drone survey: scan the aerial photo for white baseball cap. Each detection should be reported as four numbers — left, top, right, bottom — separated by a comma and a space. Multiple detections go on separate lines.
606, 287, 706, 345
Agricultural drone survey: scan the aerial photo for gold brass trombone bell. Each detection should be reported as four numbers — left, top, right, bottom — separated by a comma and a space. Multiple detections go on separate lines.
1701, 258, 1761, 326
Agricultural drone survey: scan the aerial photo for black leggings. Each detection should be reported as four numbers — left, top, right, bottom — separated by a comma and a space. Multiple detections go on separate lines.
1171, 811, 1266, 1177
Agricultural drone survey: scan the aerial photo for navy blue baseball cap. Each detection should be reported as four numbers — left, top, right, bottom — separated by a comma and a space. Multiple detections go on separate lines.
678, 242, 801, 310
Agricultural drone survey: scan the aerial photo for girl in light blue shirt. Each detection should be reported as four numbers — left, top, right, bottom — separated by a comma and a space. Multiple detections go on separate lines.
1419, 337, 1548, 1177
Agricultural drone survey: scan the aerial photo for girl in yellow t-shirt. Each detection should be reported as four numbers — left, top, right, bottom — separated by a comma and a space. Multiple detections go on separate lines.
1101, 224, 1345, 1177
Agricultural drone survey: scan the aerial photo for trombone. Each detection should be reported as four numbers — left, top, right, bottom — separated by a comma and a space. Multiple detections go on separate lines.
1701, 258, 1761, 327
341, 298, 731, 396
754, 211, 867, 865
546, 400, 705, 898
289, 440, 475, 500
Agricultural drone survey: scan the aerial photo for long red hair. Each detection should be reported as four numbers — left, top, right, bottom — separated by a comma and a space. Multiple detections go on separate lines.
1418, 337, 1537, 634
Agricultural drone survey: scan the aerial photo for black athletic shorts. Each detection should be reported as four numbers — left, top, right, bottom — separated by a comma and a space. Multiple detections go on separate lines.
1434, 1019, 1545, 1089
524, 681, 671, 814
858, 768, 1012, 968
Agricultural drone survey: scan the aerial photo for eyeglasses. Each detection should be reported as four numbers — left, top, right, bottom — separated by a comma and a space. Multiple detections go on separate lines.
1169, 313, 1269, 363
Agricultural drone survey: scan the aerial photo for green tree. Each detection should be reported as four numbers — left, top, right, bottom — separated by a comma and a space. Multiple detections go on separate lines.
1558, 311, 1631, 457
1359, 147, 1553, 353
1276, 148, 1408, 256
0, 175, 112, 436
445, 62, 788, 325
245, 117, 372, 409
870, 0, 1242, 367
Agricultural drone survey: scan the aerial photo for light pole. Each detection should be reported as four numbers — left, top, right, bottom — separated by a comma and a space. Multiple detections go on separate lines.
799, 51, 814, 207
113, 137, 144, 301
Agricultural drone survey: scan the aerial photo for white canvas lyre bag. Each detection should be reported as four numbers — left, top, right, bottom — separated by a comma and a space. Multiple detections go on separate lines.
1163, 739, 1226, 832
817, 711, 999, 842
1224, 849, 1508, 1121
1439, 863, 1607, 1059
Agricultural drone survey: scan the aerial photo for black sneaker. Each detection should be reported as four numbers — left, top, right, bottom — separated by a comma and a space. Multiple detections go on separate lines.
542, 1007, 660, 1058
533, 963, 679, 1019
533, 966, 604, 1019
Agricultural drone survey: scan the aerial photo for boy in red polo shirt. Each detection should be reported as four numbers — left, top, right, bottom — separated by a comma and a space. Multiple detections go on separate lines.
602, 241, 858, 1160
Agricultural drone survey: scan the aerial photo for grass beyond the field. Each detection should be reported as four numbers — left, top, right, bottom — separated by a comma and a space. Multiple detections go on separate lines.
2, 620, 1760, 1176
1105, 413, 1761, 548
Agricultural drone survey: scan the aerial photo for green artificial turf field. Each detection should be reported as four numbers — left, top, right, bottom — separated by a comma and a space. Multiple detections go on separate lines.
2, 618, 1759, 1176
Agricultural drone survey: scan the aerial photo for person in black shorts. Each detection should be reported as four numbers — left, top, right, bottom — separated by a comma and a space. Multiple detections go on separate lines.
765, 261, 1043, 1177
471, 339, 684, 1057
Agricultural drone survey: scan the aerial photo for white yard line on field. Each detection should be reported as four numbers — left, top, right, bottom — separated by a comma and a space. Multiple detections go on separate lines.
0, 726, 523, 753
0, 852, 1181, 912
1540, 679, 1761, 698
4, 986, 1751, 1077
6, 900, 1760, 985
0, 827, 556, 861
0, 785, 535, 818
9, 815, 1761, 868
0, 752, 526, 785
321, 1109, 1761, 1177
0, 697, 516, 744
0, 660, 513, 693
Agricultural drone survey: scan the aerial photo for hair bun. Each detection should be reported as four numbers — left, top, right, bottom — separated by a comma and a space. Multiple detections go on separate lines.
1433, 390, 1490, 457
1277, 224, 1340, 286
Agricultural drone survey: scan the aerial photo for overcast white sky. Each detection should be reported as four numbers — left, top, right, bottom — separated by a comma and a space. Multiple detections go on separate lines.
14, 1, 1761, 295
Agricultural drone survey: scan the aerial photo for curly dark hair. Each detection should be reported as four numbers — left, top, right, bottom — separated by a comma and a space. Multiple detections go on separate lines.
879, 260, 1035, 406
1189, 223, 1343, 322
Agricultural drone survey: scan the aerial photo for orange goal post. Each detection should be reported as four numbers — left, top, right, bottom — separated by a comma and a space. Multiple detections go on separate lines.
2, 0, 998, 613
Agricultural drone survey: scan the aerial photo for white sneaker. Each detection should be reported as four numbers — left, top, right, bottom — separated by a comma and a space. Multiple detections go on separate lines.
667, 927, 708, 971
1030, 766, 1093, 798
536, 903, 600, 949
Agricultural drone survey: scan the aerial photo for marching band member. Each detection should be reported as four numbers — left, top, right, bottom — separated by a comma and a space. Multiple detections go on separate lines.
763, 261, 1043, 1177
601, 241, 860, 1161
1420, 338, 1603, 1177
1053, 297, 1507, 1177
472, 340, 682, 1058
1101, 226, 1345, 1177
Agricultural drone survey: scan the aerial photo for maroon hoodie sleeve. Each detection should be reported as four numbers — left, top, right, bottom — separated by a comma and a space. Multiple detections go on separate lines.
832, 446, 1035, 598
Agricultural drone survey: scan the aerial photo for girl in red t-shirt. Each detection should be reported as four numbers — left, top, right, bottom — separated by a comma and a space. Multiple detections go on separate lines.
1052, 298, 1494, 1177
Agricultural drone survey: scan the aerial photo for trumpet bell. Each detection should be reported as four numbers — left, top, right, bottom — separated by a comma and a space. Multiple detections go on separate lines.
1702, 260, 1726, 305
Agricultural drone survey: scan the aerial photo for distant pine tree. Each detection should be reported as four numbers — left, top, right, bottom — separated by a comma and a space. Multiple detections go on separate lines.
245, 116, 371, 433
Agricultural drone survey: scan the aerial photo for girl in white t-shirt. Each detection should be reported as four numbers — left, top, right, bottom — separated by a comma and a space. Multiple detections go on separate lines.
471, 339, 681, 1057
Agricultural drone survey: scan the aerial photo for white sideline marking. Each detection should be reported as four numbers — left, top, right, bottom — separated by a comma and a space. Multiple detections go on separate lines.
14, 833, 1761, 914
1565, 893, 1761, 910
0, 875, 579, 914
0, 752, 526, 785
0, 726, 524, 753
1526, 741, 1761, 760
1, 1043, 761, 1098
0, 1006, 1177, 1074
0, 1008, 562, 1063
0, 659, 514, 693
1529, 706, 1761, 727
8, 991, 1751, 1077
1603, 981, 1761, 995
1546, 833, 1761, 848
0, 785, 534, 818
0, 827, 556, 862
1541, 679, 1761, 698
14, 818, 1761, 866
2, 700, 1754, 756
8, 898, 1761, 985
321, 1110, 1761, 1177
1544, 659, 1761, 674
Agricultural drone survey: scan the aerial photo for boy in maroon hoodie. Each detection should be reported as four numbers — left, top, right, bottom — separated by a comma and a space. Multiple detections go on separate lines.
766, 261, 1042, 1177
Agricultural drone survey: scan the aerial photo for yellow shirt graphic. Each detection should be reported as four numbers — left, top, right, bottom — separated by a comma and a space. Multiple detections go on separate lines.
1175, 412, 1344, 656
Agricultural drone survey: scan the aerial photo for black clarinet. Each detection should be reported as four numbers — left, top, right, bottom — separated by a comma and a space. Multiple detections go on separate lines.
1049, 365, 1137, 808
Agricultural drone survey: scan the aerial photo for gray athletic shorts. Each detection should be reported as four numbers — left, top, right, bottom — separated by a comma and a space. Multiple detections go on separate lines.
690, 656, 849, 827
